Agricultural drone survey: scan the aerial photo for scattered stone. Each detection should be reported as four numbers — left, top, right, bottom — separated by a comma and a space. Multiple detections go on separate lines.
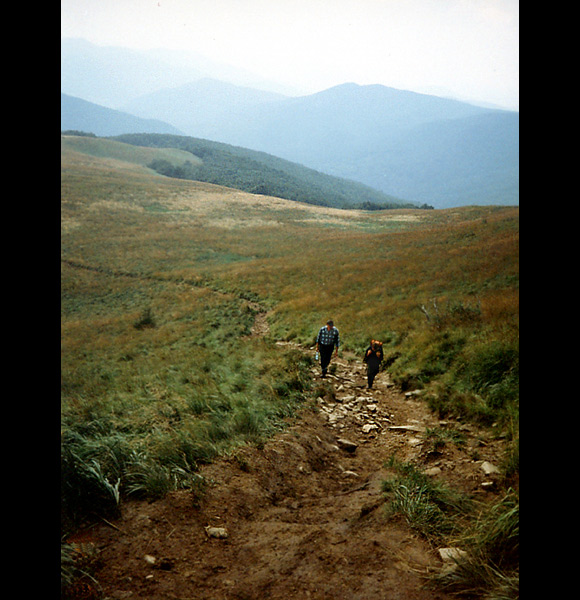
407, 437, 423, 447
438, 547, 467, 563
205, 526, 228, 539
336, 438, 358, 453
342, 470, 359, 478
110, 591, 134, 599
362, 423, 379, 433
359, 499, 385, 518
144, 555, 156, 565
423, 467, 442, 476
388, 425, 426, 433
405, 390, 424, 398
480, 461, 501, 475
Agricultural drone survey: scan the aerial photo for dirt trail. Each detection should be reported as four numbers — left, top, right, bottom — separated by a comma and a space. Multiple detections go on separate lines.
79, 340, 507, 600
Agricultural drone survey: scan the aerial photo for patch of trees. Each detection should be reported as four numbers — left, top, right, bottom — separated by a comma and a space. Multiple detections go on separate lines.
116, 133, 432, 210
62, 130, 97, 137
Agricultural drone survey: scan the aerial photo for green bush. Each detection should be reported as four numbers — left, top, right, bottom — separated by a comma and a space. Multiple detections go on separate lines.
389, 330, 467, 390
133, 307, 156, 329
455, 340, 518, 397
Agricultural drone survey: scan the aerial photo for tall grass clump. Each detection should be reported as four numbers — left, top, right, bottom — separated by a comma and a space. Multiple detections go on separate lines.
61, 539, 101, 600
433, 488, 519, 599
381, 457, 471, 541
123, 451, 203, 499
382, 458, 518, 599
423, 337, 519, 433
61, 431, 122, 532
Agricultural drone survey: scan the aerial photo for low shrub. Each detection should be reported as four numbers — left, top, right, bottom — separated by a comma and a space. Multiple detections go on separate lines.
133, 307, 156, 329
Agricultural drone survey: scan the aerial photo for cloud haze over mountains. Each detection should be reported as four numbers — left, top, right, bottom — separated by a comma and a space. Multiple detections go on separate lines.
61, 39, 518, 209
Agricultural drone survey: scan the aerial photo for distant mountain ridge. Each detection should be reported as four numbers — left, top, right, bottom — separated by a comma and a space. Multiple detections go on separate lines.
121, 79, 518, 208
61, 39, 519, 208
120, 79, 287, 140
61, 38, 296, 108
61, 93, 183, 137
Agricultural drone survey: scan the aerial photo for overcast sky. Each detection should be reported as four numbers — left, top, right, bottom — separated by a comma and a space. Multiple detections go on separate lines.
61, 0, 519, 110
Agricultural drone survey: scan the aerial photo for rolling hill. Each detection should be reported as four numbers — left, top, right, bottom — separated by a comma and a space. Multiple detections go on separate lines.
61, 132, 422, 210
120, 78, 287, 139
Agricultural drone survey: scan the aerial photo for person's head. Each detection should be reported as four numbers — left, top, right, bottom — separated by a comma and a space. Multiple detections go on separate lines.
371, 339, 382, 350
326, 319, 334, 330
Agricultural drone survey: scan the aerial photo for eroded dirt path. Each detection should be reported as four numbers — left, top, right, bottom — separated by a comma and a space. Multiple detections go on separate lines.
83, 345, 507, 600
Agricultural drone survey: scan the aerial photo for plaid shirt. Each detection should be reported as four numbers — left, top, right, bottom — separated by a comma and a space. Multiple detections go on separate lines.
317, 326, 340, 348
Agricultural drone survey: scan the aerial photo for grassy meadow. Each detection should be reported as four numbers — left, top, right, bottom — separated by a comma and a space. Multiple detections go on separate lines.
61, 136, 518, 595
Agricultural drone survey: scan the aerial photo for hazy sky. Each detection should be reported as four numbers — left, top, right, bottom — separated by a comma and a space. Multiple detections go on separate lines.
61, 0, 519, 109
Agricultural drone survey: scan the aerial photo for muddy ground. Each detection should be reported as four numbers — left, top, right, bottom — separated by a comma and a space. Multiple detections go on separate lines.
72, 347, 509, 599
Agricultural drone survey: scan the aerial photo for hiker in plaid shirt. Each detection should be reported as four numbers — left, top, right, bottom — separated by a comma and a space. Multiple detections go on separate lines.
316, 319, 340, 377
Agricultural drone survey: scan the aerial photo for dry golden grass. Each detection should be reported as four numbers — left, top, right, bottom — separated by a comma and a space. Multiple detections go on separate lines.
61, 139, 518, 600
61, 137, 518, 434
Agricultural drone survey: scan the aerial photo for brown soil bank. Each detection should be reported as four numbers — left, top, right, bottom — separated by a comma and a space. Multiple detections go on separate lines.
80, 351, 509, 599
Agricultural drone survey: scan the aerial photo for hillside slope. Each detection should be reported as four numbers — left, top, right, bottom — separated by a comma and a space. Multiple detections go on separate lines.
62, 37, 519, 209
61, 143, 518, 599
337, 110, 519, 207
66, 132, 422, 209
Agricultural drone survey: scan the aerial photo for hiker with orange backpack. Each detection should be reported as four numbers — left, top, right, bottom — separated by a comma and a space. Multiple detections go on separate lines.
363, 339, 383, 389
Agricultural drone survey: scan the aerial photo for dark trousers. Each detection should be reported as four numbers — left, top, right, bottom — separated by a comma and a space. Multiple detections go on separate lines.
367, 365, 379, 388
319, 344, 334, 375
